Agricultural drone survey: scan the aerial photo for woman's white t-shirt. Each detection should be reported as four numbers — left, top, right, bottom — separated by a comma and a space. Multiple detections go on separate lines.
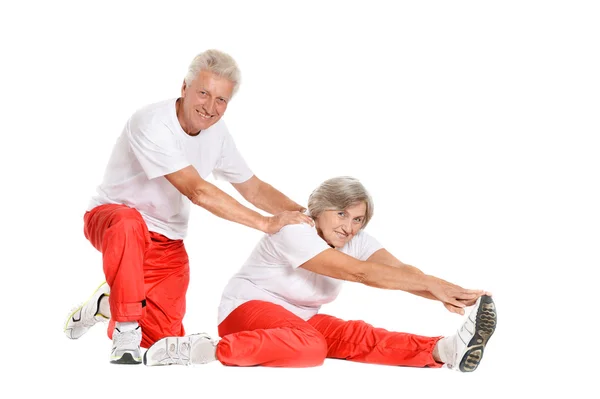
218, 223, 383, 323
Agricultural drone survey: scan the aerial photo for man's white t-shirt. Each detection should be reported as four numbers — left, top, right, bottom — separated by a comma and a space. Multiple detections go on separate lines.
217, 224, 383, 323
89, 98, 253, 240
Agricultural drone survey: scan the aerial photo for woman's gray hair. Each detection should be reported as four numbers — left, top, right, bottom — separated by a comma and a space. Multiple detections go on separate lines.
184, 49, 241, 96
307, 177, 374, 229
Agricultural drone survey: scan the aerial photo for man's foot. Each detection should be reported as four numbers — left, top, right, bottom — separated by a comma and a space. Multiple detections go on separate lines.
110, 326, 142, 364
143, 333, 217, 366
64, 282, 110, 339
448, 295, 497, 372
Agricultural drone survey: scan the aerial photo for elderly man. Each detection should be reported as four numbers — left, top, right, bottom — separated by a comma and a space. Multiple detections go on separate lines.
64, 49, 312, 365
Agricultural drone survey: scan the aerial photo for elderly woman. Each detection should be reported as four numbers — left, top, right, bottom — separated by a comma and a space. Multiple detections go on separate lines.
144, 177, 497, 372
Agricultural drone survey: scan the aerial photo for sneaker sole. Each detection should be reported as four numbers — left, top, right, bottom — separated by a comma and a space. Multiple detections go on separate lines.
143, 334, 214, 366
190, 339, 217, 364
143, 335, 190, 366
111, 352, 142, 365
459, 295, 497, 372
63, 281, 110, 337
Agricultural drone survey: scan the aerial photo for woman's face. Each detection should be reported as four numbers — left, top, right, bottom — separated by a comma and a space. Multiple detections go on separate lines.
315, 202, 367, 248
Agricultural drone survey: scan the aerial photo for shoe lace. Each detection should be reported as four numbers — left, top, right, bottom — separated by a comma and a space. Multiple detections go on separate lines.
114, 330, 140, 348
169, 342, 192, 366
150, 335, 216, 366
152, 342, 191, 366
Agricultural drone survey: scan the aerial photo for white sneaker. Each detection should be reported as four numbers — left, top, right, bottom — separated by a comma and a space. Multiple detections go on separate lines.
448, 295, 497, 372
64, 282, 110, 339
143, 333, 217, 366
110, 326, 142, 364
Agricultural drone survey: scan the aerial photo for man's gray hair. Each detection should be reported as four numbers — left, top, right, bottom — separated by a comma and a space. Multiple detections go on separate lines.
184, 49, 241, 96
307, 177, 374, 229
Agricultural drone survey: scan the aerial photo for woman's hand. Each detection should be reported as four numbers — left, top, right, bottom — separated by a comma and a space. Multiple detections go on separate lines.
427, 276, 485, 310
443, 302, 467, 315
442, 290, 493, 315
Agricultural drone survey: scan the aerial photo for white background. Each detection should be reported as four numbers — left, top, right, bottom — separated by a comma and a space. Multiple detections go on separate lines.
1, 0, 598, 397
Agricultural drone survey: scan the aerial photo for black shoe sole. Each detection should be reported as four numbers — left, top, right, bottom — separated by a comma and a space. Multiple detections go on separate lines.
458, 295, 497, 372
110, 352, 141, 365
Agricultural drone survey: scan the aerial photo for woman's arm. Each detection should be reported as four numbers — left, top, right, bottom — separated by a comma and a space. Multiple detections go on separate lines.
366, 248, 477, 314
367, 248, 436, 298
367, 248, 426, 273
299, 249, 482, 309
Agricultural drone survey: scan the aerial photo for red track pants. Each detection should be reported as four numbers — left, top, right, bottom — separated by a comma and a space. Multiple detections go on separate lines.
84, 204, 190, 348
217, 300, 443, 368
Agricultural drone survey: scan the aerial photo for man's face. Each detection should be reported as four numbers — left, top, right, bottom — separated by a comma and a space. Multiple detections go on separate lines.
178, 70, 234, 134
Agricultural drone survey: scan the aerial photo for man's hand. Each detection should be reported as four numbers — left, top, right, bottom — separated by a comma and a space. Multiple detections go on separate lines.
427, 276, 485, 311
263, 211, 314, 234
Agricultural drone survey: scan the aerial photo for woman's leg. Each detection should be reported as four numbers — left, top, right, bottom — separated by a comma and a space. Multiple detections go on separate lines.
217, 301, 327, 367
308, 314, 443, 368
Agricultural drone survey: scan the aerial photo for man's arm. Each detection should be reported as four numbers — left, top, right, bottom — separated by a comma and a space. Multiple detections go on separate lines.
165, 166, 309, 234
231, 176, 307, 215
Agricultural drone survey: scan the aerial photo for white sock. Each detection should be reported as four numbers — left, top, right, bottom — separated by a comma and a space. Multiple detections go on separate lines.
98, 295, 110, 317
116, 321, 139, 332
435, 336, 455, 365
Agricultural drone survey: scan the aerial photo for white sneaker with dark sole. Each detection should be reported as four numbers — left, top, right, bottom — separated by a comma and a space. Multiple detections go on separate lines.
450, 295, 497, 372
110, 326, 142, 365
64, 282, 110, 339
143, 333, 217, 366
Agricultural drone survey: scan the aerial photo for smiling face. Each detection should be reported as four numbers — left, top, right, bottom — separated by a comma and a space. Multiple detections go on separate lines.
176, 70, 234, 135
314, 201, 367, 249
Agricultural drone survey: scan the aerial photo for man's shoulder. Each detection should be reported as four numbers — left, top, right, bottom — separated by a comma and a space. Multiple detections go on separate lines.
137, 98, 175, 113
130, 98, 176, 126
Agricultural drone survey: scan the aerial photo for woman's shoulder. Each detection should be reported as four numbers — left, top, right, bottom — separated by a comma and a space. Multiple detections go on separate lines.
271, 223, 318, 239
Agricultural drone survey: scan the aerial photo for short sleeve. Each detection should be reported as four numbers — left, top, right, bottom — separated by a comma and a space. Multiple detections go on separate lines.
346, 230, 384, 261
270, 224, 331, 269
126, 118, 190, 180
212, 129, 254, 184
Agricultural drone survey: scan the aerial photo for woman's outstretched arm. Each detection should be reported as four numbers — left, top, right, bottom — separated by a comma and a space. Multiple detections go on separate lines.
365, 249, 489, 314
299, 249, 484, 311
